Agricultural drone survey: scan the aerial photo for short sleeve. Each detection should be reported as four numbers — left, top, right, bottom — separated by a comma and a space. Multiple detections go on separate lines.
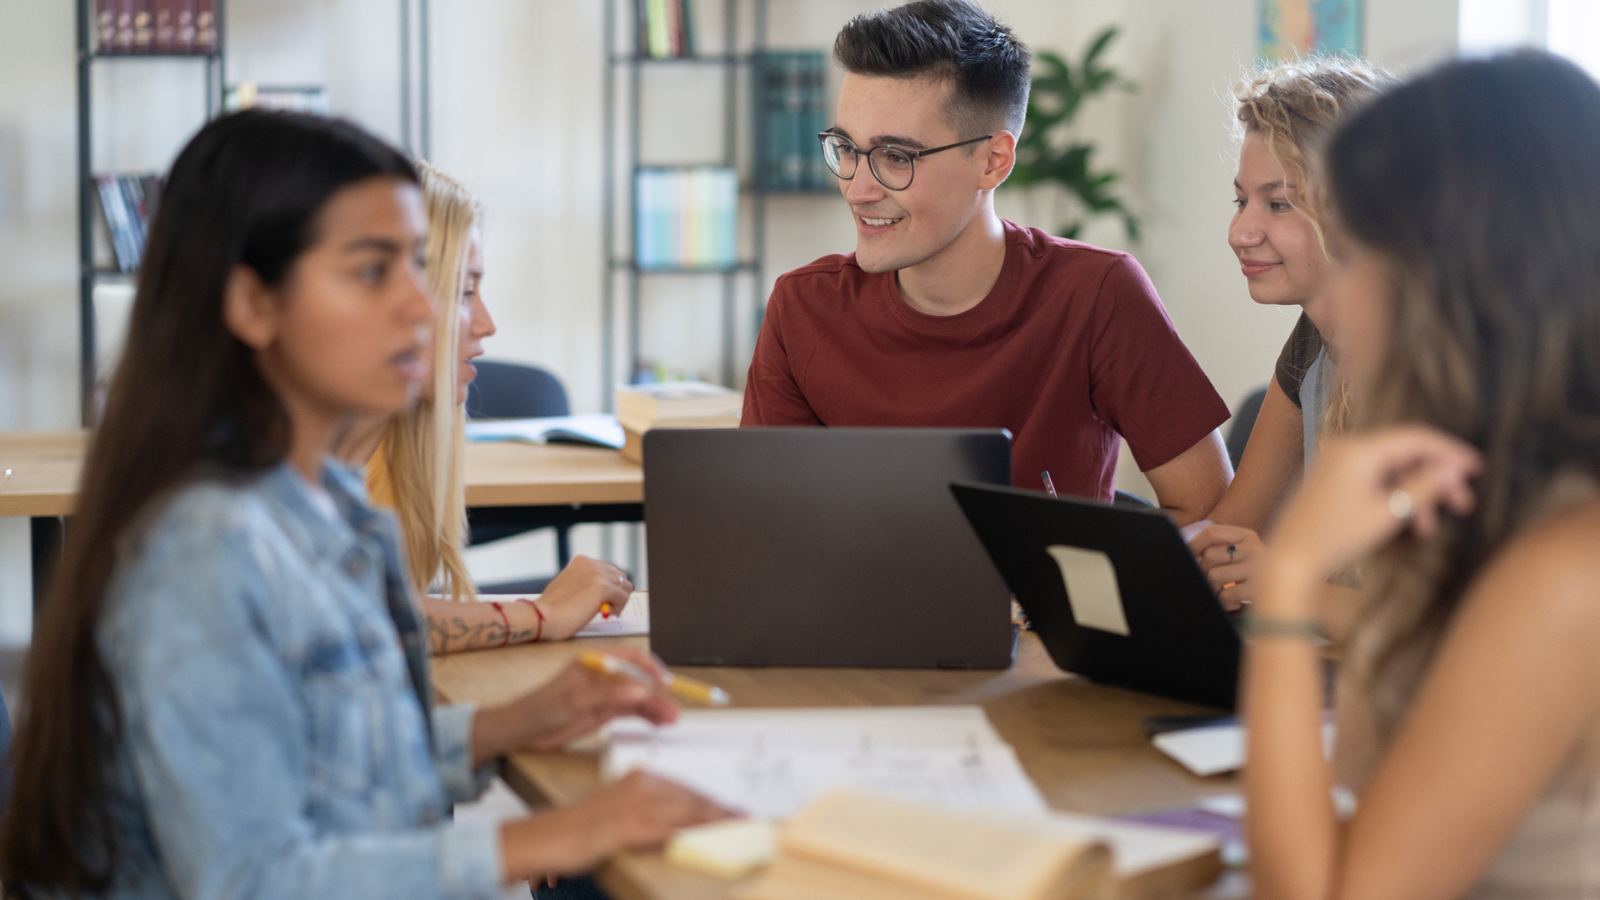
1087, 255, 1232, 472
742, 278, 823, 426
1273, 313, 1325, 409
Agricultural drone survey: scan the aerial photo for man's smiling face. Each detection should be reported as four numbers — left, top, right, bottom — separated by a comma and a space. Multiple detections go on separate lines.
831, 72, 992, 274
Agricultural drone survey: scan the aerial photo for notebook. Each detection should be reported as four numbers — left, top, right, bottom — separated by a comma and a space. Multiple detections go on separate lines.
464, 414, 625, 450
602, 706, 1047, 819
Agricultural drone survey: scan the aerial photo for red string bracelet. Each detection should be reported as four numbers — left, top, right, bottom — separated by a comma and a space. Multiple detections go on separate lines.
519, 598, 545, 642
488, 601, 511, 648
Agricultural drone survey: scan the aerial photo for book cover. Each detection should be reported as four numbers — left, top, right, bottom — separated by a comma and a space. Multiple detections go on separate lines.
96, 175, 136, 273
664, 0, 682, 58
176, 0, 195, 51
132, 0, 154, 53
153, 0, 178, 52
114, 0, 136, 54
96, 0, 116, 53
194, 0, 216, 54
680, 0, 696, 56
645, 0, 670, 59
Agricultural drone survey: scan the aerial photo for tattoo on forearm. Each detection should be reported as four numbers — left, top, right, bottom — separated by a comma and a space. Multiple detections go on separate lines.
428, 613, 540, 654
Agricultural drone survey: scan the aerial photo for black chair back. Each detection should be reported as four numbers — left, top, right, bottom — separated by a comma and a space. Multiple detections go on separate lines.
1225, 386, 1269, 470
465, 360, 570, 420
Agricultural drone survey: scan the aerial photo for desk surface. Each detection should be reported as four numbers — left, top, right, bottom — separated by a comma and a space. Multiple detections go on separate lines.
432, 633, 1235, 900
0, 430, 642, 517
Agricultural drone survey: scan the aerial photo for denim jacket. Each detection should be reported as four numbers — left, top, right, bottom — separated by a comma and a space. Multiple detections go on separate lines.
95, 460, 501, 900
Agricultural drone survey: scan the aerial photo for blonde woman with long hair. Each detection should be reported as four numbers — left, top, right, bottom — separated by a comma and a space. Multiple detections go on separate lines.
1187, 57, 1391, 612
340, 163, 632, 654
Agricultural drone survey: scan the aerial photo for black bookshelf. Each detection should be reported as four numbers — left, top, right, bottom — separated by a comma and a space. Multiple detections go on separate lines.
73, 1, 433, 426
599, 0, 833, 408
75, 0, 226, 426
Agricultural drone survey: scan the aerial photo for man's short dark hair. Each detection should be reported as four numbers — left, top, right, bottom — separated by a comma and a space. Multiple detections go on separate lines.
834, 0, 1031, 139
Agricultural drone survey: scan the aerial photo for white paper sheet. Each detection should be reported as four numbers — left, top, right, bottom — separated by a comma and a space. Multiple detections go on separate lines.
1153, 718, 1336, 776
602, 707, 1047, 819
1046, 544, 1131, 636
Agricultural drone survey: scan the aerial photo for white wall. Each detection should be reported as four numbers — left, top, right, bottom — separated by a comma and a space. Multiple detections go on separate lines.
0, 0, 1461, 600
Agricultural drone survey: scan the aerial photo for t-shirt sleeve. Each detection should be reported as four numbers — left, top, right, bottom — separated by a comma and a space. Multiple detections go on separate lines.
1087, 255, 1232, 472
741, 276, 823, 426
1272, 313, 1325, 409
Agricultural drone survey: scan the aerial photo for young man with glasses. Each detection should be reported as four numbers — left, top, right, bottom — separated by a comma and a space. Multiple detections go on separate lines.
742, 0, 1232, 523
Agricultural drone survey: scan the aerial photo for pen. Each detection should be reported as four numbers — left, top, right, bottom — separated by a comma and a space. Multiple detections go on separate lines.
1041, 471, 1057, 497
579, 650, 731, 706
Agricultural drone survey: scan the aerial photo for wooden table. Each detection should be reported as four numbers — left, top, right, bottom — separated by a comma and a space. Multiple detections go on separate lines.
0, 430, 644, 605
432, 632, 1238, 900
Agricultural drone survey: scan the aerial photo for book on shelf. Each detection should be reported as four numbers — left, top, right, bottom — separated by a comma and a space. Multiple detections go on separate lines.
96, 0, 208, 54
635, 0, 695, 59
195, 0, 217, 54
95, 173, 162, 274
634, 167, 737, 271
224, 84, 330, 114
754, 51, 831, 193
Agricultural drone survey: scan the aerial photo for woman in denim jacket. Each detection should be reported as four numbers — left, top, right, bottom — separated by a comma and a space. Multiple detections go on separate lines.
0, 110, 725, 900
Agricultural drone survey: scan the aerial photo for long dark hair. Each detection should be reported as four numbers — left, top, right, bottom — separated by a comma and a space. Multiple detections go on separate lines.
1325, 52, 1600, 731
0, 110, 417, 896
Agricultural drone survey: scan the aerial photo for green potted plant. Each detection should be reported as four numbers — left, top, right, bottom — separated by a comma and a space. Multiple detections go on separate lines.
1009, 26, 1139, 241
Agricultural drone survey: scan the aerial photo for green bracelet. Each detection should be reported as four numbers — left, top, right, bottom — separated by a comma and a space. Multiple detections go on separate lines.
1239, 613, 1322, 641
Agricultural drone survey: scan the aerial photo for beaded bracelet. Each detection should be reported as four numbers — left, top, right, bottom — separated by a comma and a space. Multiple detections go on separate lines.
1239, 613, 1321, 641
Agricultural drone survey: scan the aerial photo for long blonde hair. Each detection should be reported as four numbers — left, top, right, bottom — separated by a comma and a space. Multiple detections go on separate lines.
1234, 56, 1392, 441
374, 162, 481, 601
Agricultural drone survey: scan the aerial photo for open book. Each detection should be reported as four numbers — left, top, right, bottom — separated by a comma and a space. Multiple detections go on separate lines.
735, 791, 1113, 900
463, 414, 625, 450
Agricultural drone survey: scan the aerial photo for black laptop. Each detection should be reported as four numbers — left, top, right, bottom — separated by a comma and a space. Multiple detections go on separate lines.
644, 428, 1016, 669
951, 482, 1241, 709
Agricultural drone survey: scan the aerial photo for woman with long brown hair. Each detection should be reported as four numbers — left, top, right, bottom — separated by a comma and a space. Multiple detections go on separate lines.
0, 109, 723, 899
1245, 52, 1600, 899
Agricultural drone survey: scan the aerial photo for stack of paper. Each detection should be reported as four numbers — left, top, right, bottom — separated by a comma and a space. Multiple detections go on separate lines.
603, 706, 1047, 820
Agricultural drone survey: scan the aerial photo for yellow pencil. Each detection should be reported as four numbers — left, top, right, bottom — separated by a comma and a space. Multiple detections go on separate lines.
579, 650, 731, 706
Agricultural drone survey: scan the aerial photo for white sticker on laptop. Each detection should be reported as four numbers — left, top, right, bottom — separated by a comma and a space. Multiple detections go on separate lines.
1045, 545, 1130, 636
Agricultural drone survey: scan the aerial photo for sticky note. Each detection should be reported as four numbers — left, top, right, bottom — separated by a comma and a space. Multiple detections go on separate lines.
666, 818, 777, 879
1045, 545, 1130, 636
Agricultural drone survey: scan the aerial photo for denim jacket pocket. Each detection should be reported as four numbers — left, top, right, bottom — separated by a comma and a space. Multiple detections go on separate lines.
301, 630, 392, 806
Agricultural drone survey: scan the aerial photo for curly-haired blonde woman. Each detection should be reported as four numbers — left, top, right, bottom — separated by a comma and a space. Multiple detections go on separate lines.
339, 163, 632, 654
1188, 57, 1392, 611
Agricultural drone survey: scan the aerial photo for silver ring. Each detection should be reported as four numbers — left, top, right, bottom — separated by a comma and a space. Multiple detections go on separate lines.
1389, 489, 1414, 520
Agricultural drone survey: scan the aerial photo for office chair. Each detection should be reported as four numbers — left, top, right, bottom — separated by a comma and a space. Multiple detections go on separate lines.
1225, 386, 1269, 471
465, 361, 573, 594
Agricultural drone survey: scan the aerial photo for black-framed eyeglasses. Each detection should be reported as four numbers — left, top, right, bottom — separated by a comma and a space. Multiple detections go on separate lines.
817, 132, 994, 191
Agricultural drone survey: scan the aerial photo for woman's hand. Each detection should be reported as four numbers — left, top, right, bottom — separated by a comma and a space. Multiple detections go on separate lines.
1262, 426, 1481, 610
472, 648, 677, 763
501, 772, 733, 884
536, 555, 634, 641
1188, 524, 1266, 611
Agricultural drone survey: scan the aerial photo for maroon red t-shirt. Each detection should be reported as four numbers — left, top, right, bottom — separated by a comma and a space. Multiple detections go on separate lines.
741, 221, 1229, 500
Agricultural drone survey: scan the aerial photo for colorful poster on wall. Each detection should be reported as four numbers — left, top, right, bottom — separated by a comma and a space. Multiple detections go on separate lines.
1258, 0, 1362, 60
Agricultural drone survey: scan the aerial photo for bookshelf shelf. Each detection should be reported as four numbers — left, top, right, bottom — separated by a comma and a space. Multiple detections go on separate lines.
76, 0, 228, 425
601, 0, 829, 405
607, 53, 752, 65
88, 52, 222, 61
610, 260, 760, 274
